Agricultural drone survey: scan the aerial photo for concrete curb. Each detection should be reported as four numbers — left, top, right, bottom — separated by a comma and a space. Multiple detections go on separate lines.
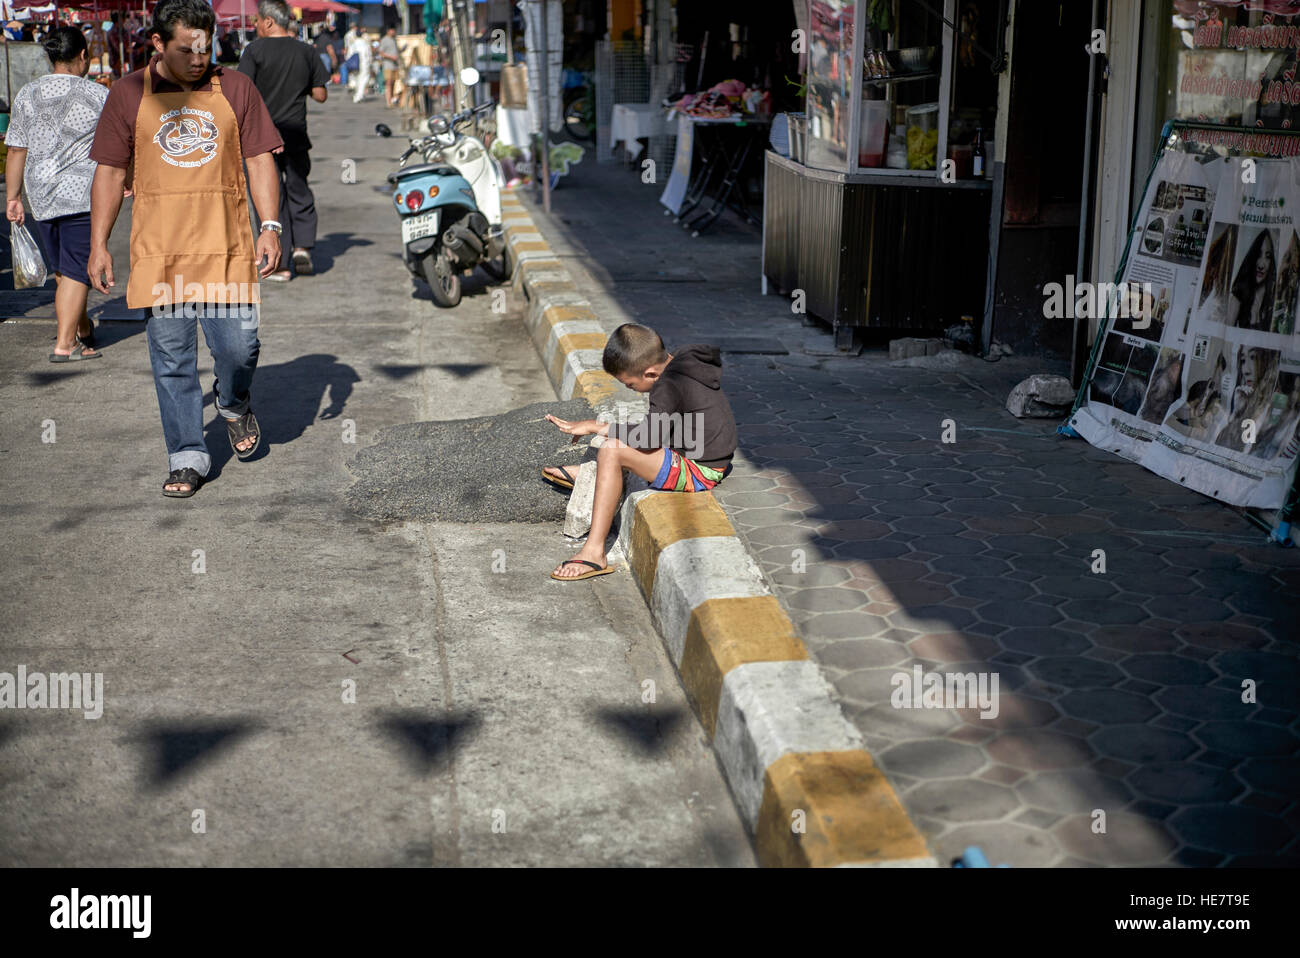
500, 189, 936, 868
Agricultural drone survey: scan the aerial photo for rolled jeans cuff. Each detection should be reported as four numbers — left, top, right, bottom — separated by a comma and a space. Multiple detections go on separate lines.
169, 450, 211, 476
215, 395, 250, 420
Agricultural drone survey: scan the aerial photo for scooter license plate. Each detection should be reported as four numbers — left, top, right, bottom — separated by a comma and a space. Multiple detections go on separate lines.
402, 210, 440, 244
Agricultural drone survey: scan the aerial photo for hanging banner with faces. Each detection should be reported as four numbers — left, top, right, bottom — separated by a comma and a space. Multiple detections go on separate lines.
1071, 149, 1300, 509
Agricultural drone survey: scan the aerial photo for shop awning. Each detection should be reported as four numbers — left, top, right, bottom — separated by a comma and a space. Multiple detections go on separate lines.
211, 0, 358, 21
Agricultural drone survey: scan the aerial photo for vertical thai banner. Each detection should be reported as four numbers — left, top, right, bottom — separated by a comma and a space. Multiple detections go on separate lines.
521, 0, 563, 134
1071, 152, 1300, 509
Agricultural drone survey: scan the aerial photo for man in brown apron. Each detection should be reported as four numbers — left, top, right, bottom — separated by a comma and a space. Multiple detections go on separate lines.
88, 0, 283, 498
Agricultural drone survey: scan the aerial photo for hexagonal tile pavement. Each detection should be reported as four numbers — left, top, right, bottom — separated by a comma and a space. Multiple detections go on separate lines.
1016, 768, 1134, 814
627, 254, 1297, 866
1052, 812, 1179, 865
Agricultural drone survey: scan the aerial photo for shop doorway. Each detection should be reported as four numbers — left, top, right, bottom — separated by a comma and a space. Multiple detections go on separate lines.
991, 0, 1095, 359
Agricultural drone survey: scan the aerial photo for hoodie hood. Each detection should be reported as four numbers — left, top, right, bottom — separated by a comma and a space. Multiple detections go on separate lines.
667, 344, 722, 390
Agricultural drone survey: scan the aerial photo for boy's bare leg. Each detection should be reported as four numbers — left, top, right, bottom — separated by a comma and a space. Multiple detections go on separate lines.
552, 440, 662, 578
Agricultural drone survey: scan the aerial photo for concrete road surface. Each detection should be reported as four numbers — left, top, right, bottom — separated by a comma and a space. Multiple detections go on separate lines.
0, 90, 753, 867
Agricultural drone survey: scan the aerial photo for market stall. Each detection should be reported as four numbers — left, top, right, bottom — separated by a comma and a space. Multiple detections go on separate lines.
762, 0, 1002, 347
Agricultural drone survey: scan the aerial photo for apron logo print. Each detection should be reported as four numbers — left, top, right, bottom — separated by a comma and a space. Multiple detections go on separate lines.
154, 108, 220, 167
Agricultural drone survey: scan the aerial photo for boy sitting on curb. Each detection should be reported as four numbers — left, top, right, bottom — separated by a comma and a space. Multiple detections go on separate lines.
543, 323, 738, 581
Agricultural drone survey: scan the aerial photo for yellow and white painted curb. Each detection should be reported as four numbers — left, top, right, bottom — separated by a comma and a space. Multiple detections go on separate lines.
501, 188, 936, 867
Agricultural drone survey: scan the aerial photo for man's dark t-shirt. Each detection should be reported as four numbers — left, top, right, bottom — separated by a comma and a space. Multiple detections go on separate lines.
238, 36, 329, 151
314, 29, 337, 61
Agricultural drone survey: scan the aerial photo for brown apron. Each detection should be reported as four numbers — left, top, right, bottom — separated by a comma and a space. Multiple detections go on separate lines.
126, 66, 259, 309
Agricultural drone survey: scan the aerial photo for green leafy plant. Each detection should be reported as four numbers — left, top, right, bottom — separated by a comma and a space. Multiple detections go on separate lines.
491, 140, 523, 161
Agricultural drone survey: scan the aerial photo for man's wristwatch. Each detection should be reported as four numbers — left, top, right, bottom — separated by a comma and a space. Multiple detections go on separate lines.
260, 220, 283, 235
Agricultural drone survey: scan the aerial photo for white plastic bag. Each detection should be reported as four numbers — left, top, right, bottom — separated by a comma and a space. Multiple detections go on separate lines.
11, 222, 48, 289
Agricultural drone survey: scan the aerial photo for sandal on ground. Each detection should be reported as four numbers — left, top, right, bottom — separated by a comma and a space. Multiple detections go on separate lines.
292, 249, 315, 276
162, 467, 203, 498
550, 559, 615, 581
226, 410, 261, 460
541, 466, 576, 490
49, 342, 102, 363
263, 271, 292, 283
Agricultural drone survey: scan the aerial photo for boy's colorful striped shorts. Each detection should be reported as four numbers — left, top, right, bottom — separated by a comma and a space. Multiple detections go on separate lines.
651, 449, 728, 492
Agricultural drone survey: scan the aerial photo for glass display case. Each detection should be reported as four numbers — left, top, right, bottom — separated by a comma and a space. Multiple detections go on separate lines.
764, 0, 1003, 344
806, 0, 961, 178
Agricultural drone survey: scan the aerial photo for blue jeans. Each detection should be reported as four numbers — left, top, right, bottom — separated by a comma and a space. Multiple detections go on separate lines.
146, 303, 260, 476
321, 53, 332, 76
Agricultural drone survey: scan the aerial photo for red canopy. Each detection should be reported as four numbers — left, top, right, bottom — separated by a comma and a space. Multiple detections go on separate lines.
295, 0, 358, 12
211, 0, 356, 21
7, 0, 143, 8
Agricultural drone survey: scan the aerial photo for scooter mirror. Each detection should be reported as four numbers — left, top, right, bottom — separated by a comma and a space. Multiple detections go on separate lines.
460, 67, 480, 88
375, 123, 393, 138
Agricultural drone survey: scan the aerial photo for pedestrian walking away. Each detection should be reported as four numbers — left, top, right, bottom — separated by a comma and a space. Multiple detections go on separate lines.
313, 23, 339, 81
339, 23, 359, 87
87, 0, 284, 498
4, 26, 109, 363
379, 26, 400, 107
239, 0, 328, 281
348, 27, 373, 103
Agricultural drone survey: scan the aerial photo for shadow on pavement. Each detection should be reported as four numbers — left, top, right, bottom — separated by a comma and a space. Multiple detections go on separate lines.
408, 268, 503, 304
379, 711, 481, 775
90, 321, 149, 348
309, 231, 374, 275
202, 352, 361, 472
591, 704, 687, 757
371, 363, 490, 380
138, 720, 259, 789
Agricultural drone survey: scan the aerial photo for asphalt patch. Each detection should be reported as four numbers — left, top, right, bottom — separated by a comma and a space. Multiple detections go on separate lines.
346, 399, 596, 522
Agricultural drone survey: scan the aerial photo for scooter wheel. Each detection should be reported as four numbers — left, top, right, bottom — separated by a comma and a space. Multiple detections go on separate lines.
423, 251, 462, 308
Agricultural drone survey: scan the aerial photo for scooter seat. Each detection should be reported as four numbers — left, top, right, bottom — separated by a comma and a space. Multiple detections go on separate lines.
388, 163, 460, 184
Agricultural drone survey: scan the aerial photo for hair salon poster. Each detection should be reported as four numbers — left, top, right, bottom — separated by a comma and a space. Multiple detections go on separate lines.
1070, 151, 1300, 509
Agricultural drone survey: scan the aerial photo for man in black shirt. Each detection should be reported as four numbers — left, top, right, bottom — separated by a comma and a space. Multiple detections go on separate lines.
239, 0, 328, 280
313, 25, 339, 80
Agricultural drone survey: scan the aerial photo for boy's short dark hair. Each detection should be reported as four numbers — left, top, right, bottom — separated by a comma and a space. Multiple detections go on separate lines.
151, 0, 217, 45
602, 323, 668, 377
42, 25, 87, 65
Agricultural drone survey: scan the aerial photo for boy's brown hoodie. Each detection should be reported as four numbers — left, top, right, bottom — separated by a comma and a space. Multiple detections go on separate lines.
608, 344, 738, 470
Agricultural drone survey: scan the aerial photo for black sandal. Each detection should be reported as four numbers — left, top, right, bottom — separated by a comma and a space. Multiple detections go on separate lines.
541, 466, 576, 490
163, 467, 203, 498
226, 410, 260, 460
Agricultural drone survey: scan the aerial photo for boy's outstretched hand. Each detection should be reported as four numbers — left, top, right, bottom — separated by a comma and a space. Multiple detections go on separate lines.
545, 413, 606, 439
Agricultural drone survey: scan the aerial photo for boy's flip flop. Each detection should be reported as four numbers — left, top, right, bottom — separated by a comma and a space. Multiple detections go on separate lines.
550, 559, 615, 581
541, 466, 576, 490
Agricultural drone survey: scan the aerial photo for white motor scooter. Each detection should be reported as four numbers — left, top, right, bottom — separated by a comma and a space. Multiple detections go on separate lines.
382, 68, 508, 307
